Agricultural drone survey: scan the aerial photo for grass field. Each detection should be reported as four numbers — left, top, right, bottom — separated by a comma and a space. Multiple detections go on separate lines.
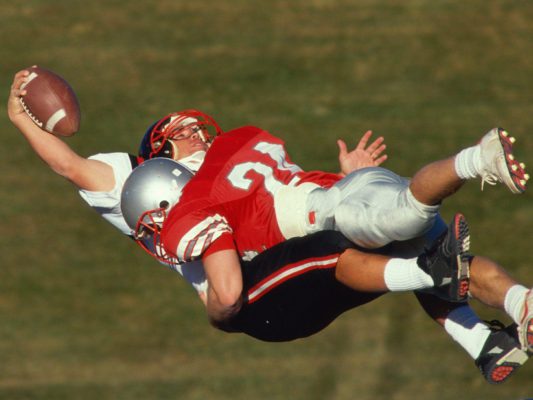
1, 0, 532, 399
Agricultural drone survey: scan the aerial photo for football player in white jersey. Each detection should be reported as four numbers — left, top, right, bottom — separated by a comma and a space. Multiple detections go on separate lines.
7, 69, 386, 305
8, 68, 531, 384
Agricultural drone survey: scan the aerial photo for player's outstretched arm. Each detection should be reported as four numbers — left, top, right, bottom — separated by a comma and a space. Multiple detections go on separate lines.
8, 69, 115, 192
202, 249, 243, 330
337, 130, 388, 176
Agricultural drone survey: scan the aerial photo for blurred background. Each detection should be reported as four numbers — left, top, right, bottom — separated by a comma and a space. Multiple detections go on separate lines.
0, 0, 532, 399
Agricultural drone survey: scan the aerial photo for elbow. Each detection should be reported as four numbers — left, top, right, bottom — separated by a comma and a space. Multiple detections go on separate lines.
51, 159, 77, 180
216, 289, 243, 309
207, 288, 243, 326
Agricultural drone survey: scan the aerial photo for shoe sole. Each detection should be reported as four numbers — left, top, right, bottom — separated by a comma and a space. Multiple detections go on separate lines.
519, 289, 533, 353
495, 128, 528, 194
526, 316, 533, 353
485, 346, 529, 384
450, 213, 470, 302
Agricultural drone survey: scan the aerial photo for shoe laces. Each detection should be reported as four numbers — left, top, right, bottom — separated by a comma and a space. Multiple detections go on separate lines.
484, 319, 506, 331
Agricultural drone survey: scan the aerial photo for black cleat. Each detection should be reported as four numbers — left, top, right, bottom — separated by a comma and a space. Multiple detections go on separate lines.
475, 321, 529, 384
417, 213, 470, 302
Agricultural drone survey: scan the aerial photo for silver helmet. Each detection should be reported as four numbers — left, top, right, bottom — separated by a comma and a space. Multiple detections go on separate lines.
121, 158, 193, 262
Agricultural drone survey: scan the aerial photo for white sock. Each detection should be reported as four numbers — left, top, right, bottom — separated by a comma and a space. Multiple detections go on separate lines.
444, 305, 491, 359
454, 145, 482, 180
504, 284, 529, 325
383, 257, 434, 291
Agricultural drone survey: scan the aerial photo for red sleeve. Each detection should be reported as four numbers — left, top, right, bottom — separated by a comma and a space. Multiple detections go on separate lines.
202, 232, 236, 259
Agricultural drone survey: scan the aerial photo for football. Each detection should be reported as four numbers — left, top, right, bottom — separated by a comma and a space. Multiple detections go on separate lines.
20, 66, 81, 136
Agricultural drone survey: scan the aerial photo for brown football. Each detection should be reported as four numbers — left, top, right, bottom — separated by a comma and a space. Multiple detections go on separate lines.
20, 66, 81, 136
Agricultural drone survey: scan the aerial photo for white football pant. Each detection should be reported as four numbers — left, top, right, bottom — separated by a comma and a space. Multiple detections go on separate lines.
305, 167, 440, 249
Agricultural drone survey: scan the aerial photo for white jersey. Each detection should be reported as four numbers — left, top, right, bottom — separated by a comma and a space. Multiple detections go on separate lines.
78, 152, 208, 294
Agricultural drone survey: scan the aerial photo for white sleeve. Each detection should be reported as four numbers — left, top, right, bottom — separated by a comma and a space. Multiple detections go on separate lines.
78, 152, 133, 235
170, 260, 208, 294
78, 152, 209, 294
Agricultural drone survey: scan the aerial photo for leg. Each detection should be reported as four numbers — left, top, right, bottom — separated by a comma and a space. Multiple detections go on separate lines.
335, 220, 530, 384
410, 128, 529, 206
467, 255, 533, 353
469, 256, 519, 309
409, 157, 465, 205
336, 213, 470, 301
309, 167, 441, 248
415, 291, 529, 384
335, 248, 389, 291
231, 231, 384, 341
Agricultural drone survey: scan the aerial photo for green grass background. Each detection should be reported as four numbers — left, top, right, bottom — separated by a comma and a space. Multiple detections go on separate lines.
1, 0, 532, 399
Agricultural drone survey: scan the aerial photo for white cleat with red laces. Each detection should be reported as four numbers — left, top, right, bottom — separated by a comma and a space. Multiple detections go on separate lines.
479, 127, 529, 193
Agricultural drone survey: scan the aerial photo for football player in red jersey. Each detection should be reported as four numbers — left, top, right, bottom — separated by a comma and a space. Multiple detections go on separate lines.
127, 110, 532, 383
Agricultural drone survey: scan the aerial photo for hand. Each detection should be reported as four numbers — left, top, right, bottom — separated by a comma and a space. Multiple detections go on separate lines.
7, 69, 31, 122
337, 130, 387, 176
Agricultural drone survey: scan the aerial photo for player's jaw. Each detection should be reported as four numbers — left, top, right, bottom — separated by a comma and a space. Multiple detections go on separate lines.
171, 137, 208, 160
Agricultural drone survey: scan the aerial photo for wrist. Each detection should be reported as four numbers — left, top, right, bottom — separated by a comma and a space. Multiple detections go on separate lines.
8, 109, 29, 125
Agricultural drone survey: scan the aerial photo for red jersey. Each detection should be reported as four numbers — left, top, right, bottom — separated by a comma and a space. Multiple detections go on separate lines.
161, 126, 340, 262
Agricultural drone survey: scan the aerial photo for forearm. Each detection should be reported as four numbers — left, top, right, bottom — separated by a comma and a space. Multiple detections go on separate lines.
11, 112, 84, 177
8, 69, 114, 191
202, 248, 244, 329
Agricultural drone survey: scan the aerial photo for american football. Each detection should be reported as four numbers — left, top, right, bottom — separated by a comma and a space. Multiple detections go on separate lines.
20, 66, 81, 136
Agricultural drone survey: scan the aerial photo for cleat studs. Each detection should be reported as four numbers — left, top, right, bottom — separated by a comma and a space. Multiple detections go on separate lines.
520, 179, 527, 186
520, 162, 526, 169
512, 165, 518, 171
525, 174, 530, 180
501, 130, 509, 137
510, 136, 516, 144
509, 154, 515, 161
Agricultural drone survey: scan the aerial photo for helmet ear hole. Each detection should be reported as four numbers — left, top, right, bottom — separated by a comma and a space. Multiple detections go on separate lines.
159, 200, 170, 209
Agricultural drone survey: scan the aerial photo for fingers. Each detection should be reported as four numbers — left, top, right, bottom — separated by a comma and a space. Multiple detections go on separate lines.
337, 139, 348, 157
11, 70, 30, 96
355, 130, 372, 150
353, 130, 387, 161
8, 69, 31, 119
373, 154, 388, 166
366, 135, 385, 154
370, 143, 387, 160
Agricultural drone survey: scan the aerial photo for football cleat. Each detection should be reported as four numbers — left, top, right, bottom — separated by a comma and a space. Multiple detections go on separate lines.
479, 127, 529, 193
518, 289, 533, 353
475, 321, 529, 384
417, 213, 470, 302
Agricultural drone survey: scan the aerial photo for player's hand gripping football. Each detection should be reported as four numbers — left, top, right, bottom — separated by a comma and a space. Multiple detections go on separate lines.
337, 130, 387, 176
7, 69, 30, 122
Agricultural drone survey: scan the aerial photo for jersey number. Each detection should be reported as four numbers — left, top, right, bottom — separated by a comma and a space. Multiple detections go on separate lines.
227, 142, 301, 195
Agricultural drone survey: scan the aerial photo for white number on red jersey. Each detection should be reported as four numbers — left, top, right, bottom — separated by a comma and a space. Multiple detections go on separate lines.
227, 141, 302, 194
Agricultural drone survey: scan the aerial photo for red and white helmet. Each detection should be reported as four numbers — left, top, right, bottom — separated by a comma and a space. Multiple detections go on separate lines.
138, 109, 223, 160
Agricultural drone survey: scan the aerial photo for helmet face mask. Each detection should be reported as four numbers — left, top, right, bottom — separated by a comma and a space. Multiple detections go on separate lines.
139, 109, 223, 161
134, 207, 172, 263
120, 158, 194, 264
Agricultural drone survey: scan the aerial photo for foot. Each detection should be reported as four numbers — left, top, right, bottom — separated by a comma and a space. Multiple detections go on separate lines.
518, 289, 533, 353
417, 213, 471, 302
475, 321, 529, 384
479, 127, 529, 193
